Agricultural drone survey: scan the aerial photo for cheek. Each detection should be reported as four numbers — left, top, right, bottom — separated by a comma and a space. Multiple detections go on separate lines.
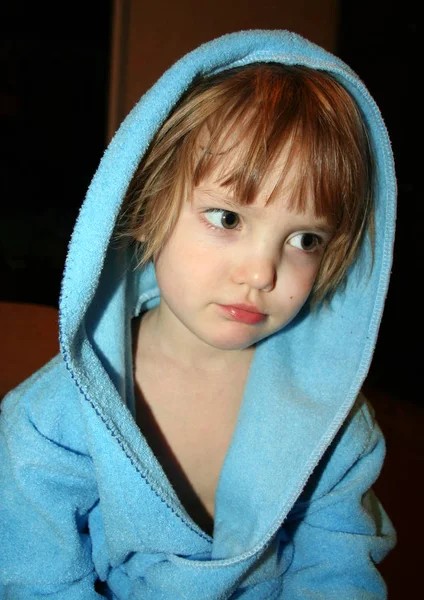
155, 235, 220, 296
300, 264, 321, 293
280, 258, 321, 303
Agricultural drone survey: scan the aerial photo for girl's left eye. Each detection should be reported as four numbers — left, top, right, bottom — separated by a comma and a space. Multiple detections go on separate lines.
204, 209, 240, 230
288, 233, 323, 252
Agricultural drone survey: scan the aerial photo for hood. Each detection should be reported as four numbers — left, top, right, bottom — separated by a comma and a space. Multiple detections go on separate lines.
58, 30, 396, 560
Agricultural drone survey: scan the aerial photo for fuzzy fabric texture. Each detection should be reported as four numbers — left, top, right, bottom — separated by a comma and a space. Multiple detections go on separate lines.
0, 30, 396, 598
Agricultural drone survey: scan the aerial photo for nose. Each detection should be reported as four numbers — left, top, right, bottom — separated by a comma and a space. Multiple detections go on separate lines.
231, 256, 277, 292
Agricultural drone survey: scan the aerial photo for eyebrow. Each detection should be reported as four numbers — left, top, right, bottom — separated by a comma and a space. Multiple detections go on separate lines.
297, 222, 335, 237
196, 189, 243, 214
197, 187, 335, 236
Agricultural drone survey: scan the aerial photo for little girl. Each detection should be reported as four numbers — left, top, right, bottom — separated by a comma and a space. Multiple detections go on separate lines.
1, 31, 396, 599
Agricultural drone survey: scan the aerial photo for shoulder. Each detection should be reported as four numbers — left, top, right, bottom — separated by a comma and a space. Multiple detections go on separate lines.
339, 392, 381, 452
297, 392, 385, 507
330, 391, 383, 466
0, 356, 99, 590
0, 354, 88, 456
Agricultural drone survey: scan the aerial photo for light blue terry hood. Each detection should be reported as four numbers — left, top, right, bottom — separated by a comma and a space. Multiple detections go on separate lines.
1, 30, 396, 598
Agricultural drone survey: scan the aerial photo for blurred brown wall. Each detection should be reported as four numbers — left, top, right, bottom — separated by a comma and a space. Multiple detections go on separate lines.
108, 0, 338, 138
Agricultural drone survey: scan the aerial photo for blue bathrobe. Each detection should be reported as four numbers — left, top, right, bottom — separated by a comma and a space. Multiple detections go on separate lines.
0, 31, 396, 598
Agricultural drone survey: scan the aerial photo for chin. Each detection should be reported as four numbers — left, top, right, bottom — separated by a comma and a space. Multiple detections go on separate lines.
202, 329, 264, 352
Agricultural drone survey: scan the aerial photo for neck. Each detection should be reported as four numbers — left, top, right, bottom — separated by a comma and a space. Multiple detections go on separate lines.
135, 304, 255, 374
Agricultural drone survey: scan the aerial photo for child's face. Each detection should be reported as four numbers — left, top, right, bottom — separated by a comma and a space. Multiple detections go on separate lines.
153, 158, 334, 354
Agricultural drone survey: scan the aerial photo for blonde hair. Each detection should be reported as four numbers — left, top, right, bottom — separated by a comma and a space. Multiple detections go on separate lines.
119, 63, 374, 303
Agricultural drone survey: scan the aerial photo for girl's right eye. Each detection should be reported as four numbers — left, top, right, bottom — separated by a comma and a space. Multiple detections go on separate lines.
203, 209, 240, 230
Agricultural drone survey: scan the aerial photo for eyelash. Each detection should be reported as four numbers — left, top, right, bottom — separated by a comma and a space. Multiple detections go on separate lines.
202, 209, 241, 231
288, 232, 324, 253
201, 208, 325, 252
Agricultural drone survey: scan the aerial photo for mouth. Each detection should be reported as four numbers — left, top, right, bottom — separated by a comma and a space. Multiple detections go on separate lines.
217, 304, 267, 325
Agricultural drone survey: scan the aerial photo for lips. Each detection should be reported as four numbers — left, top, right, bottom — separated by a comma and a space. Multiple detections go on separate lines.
217, 304, 267, 325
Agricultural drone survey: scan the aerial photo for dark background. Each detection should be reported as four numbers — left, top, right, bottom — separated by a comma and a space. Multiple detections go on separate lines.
0, 1, 420, 404
1, 1, 112, 307
338, 1, 420, 406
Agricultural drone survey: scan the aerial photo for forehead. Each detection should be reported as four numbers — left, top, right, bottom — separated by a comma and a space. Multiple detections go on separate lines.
195, 120, 295, 185
197, 169, 332, 229
204, 143, 297, 198
189, 93, 345, 227
195, 129, 333, 219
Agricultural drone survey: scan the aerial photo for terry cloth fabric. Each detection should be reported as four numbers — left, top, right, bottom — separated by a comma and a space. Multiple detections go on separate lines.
0, 30, 396, 598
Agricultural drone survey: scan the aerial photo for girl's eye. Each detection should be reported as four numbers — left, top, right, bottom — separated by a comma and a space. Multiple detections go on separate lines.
204, 209, 240, 230
288, 233, 323, 252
